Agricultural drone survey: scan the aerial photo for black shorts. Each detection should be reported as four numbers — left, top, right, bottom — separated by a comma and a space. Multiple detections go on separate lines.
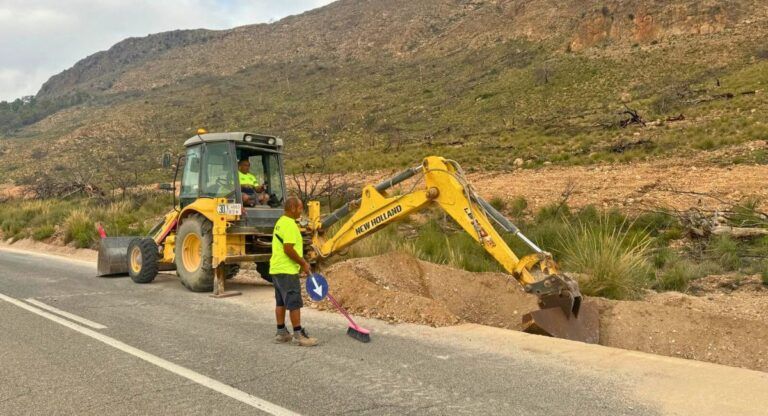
272, 274, 303, 310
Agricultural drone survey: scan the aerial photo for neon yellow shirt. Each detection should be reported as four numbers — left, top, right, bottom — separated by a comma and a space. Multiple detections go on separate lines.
269, 215, 303, 275
239, 171, 259, 187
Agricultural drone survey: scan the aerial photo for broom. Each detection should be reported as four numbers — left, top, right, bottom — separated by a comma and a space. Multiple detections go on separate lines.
326, 292, 371, 343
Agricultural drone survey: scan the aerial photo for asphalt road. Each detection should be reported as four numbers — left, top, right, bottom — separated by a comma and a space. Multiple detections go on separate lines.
1, 248, 766, 415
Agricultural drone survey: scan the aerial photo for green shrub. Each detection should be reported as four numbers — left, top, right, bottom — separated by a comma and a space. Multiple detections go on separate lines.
536, 202, 570, 222
508, 196, 528, 218
633, 211, 677, 235
526, 219, 568, 256
444, 232, 499, 272
31, 225, 55, 241
651, 246, 677, 268
1, 217, 24, 238
63, 210, 96, 248
695, 138, 716, 150
558, 218, 653, 300
658, 226, 684, 245
488, 196, 506, 212
709, 235, 741, 271
655, 260, 697, 291
729, 198, 768, 228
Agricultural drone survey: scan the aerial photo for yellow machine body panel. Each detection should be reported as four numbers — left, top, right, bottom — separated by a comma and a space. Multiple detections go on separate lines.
153, 198, 244, 269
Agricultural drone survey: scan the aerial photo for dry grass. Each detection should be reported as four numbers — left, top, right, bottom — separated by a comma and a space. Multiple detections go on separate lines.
557, 218, 654, 300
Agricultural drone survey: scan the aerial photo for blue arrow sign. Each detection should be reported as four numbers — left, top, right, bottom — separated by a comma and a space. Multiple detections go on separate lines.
306, 272, 329, 302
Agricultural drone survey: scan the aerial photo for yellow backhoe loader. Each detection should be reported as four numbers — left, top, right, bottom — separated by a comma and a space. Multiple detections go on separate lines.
98, 131, 599, 343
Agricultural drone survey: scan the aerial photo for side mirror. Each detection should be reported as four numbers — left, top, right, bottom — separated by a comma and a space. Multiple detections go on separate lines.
158, 183, 173, 191
162, 153, 172, 169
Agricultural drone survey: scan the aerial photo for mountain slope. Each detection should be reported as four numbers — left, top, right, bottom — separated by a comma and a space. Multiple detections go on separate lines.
1, 0, 767, 185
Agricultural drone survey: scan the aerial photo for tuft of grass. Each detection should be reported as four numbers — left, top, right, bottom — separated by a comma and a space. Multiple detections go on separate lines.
535, 202, 570, 223
63, 210, 97, 248
655, 259, 697, 291
488, 196, 506, 212
633, 211, 677, 235
729, 198, 768, 228
748, 260, 768, 286
558, 217, 653, 300
31, 225, 55, 241
508, 196, 528, 219
651, 246, 677, 269
709, 235, 741, 271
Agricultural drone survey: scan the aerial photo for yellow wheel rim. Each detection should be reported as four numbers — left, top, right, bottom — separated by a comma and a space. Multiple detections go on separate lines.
182, 233, 202, 272
130, 246, 142, 273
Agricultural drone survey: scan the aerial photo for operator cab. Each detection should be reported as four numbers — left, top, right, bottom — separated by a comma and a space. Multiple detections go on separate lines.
179, 132, 286, 228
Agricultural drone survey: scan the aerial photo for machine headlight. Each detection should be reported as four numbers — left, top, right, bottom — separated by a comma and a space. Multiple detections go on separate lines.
244, 135, 253, 142
267, 137, 276, 145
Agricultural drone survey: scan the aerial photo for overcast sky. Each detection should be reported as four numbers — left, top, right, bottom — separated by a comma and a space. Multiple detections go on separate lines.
0, 0, 335, 101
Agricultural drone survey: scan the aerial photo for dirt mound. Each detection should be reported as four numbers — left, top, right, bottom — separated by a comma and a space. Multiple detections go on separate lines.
321, 252, 768, 372
319, 251, 538, 329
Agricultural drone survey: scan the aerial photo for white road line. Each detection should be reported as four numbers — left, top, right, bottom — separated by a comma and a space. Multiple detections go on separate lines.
0, 292, 300, 416
24, 298, 107, 330
0, 246, 95, 266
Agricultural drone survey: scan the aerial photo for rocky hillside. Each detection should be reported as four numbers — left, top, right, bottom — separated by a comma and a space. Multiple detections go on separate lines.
38, 29, 219, 98
1, 0, 767, 184
37, 0, 765, 97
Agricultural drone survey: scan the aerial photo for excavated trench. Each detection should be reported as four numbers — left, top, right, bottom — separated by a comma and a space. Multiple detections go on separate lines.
311, 252, 768, 372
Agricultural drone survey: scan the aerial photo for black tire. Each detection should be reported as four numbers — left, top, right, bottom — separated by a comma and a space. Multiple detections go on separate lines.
127, 238, 159, 284
224, 264, 240, 280
175, 214, 214, 292
255, 262, 273, 283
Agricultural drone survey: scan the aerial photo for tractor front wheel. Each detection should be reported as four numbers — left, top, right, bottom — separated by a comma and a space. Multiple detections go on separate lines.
128, 238, 159, 284
175, 215, 214, 292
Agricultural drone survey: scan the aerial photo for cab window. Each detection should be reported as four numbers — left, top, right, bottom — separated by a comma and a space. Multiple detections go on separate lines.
200, 142, 235, 198
236, 146, 284, 207
180, 146, 201, 200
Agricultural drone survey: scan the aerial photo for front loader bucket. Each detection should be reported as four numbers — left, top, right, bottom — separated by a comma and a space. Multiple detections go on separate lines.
97, 237, 136, 277
522, 299, 600, 344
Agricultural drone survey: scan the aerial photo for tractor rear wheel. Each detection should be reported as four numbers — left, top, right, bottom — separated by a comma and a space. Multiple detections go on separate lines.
175, 214, 214, 292
255, 262, 273, 283
128, 238, 159, 284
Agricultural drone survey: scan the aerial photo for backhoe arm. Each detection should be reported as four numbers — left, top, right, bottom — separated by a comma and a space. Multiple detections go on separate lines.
307, 156, 599, 343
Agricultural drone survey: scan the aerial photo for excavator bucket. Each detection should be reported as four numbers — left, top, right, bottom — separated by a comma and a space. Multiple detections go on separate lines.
522, 296, 600, 344
521, 274, 600, 344
97, 237, 136, 276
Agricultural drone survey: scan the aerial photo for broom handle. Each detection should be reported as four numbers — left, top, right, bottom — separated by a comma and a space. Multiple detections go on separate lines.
327, 293, 357, 326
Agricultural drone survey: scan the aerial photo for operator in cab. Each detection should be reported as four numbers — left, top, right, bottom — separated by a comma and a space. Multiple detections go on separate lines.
238, 159, 269, 206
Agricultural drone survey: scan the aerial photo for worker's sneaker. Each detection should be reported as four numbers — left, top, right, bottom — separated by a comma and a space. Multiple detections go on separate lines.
274, 328, 292, 344
293, 328, 319, 347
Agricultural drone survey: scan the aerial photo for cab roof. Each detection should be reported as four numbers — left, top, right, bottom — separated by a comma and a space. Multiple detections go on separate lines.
183, 132, 283, 148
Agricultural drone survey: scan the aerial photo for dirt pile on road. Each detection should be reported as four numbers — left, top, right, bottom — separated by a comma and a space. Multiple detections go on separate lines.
320, 252, 768, 372
318, 251, 538, 329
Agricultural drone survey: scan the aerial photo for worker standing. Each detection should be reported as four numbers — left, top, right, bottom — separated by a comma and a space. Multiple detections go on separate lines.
270, 196, 319, 347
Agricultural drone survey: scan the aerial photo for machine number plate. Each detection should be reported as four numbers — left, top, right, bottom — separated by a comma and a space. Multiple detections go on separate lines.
217, 203, 242, 215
